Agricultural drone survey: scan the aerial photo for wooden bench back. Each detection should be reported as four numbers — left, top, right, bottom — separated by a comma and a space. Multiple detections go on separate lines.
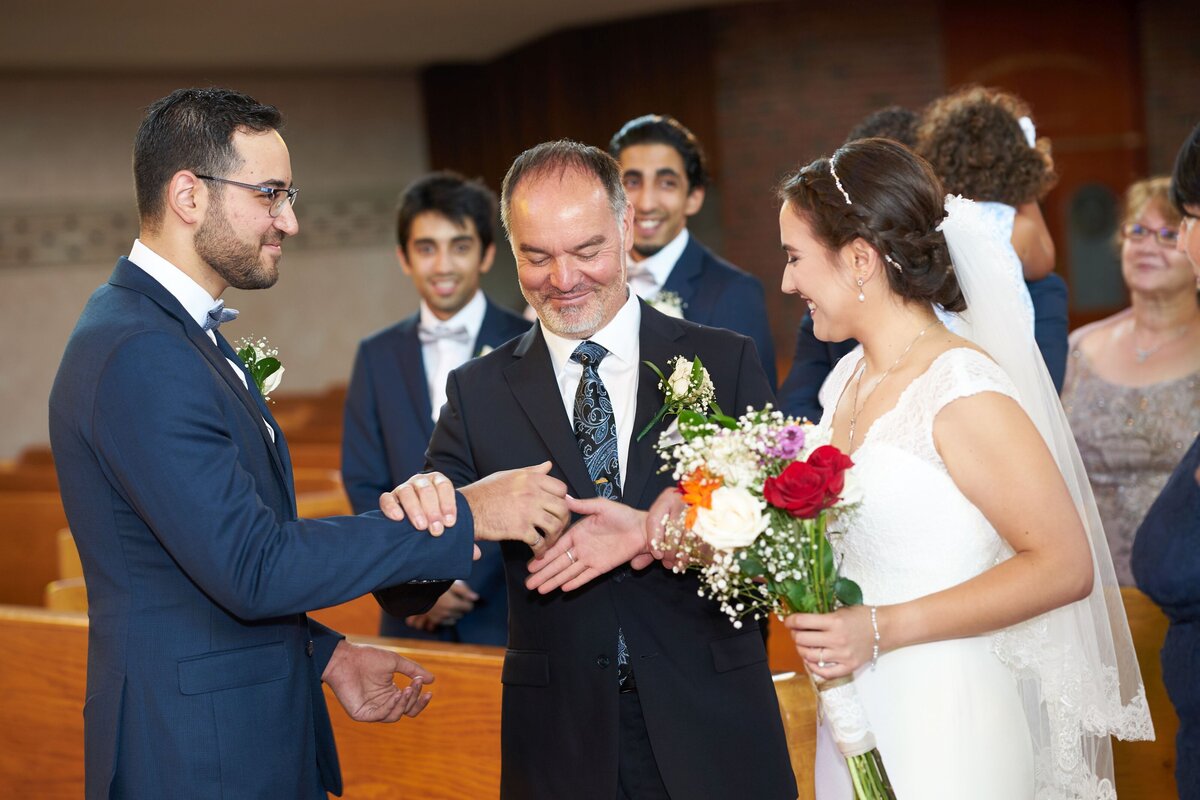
0, 605, 818, 799
0, 492, 67, 605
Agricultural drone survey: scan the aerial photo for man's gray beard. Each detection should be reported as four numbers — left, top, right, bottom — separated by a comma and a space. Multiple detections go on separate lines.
524, 282, 625, 339
195, 196, 279, 290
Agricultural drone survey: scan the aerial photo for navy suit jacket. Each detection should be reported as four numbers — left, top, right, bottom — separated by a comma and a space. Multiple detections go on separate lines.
417, 302, 796, 800
49, 258, 474, 800
778, 272, 1071, 421
661, 235, 777, 389
342, 298, 529, 644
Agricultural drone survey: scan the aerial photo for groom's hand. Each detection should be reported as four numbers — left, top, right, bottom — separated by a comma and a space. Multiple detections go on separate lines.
459, 461, 569, 557
380, 471, 458, 536
322, 640, 434, 722
525, 496, 650, 594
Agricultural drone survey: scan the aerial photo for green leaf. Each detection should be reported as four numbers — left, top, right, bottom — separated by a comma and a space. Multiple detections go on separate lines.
237, 345, 255, 365
255, 357, 281, 380
677, 408, 709, 440
833, 577, 863, 607
711, 412, 738, 430
738, 550, 765, 578
782, 579, 817, 614
689, 356, 704, 388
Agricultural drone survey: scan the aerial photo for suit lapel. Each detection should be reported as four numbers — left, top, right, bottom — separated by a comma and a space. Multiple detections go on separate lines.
396, 317, 435, 441
504, 325, 597, 500
109, 259, 293, 505
659, 235, 704, 309
624, 303, 687, 509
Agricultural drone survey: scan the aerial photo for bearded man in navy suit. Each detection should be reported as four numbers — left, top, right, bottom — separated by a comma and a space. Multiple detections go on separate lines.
49, 87, 566, 800
407, 140, 795, 800
343, 172, 529, 644
609, 114, 777, 388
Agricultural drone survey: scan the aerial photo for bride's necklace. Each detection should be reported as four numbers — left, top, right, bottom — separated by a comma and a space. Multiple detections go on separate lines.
1130, 318, 1194, 363
848, 319, 943, 449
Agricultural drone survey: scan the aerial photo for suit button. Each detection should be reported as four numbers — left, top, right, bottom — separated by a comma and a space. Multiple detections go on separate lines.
596, 655, 610, 668
306, 640, 314, 657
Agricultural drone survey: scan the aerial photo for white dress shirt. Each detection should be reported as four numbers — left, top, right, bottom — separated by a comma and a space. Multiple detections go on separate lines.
540, 290, 641, 489
128, 239, 274, 441
626, 227, 689, 299
420, 290, 487, 423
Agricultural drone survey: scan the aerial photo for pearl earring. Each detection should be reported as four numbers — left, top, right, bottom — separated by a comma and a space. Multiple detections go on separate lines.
857, 277, 865, 302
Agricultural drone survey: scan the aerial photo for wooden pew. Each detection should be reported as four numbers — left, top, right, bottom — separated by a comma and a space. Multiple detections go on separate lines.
0, 492, 67, 605
0, 605, 818, 799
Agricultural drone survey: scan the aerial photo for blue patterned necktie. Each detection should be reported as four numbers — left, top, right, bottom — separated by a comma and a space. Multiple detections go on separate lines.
203, 299, 239, 332
569, 340, 633, 690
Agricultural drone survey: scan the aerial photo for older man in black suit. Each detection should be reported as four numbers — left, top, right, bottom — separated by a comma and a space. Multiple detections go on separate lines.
416, 141, 796, 800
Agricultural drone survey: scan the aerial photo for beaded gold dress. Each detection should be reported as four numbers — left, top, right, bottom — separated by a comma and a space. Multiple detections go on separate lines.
1062, 347, 1200, 585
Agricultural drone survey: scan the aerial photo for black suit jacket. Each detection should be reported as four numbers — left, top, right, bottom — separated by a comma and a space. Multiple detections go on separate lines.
342, 297, 529, 643
422, 301, 796, 800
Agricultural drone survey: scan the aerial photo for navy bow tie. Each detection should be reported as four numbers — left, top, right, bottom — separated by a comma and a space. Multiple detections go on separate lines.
203, 299, 239, 332
418, 324, 471, 345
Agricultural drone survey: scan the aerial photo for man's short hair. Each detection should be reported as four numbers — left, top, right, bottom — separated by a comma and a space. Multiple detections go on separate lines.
845, 106, 919, 148
134, 87, 282, 228
500, 140, 626, 238
608, 114, 709, 192
1171, 120, 1200, 213
397, 171, 498, 252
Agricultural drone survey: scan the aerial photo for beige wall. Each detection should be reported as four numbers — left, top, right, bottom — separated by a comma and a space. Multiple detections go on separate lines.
0, 72, 433, 459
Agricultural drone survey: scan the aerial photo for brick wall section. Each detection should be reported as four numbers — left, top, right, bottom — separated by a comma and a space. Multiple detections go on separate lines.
1140, 0, 1200, 175
709, 0, 946, 371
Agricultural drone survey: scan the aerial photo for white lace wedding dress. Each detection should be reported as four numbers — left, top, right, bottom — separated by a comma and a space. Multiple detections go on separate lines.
812, 346, 1037, 799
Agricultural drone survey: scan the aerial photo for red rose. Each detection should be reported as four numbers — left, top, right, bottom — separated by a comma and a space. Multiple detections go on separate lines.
807, 445, 854, 498
763, 461, 828, 518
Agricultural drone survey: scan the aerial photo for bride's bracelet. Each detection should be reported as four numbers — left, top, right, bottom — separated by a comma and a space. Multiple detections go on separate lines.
869, 606, 880, 670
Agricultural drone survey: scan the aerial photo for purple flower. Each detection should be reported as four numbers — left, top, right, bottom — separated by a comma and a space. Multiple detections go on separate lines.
765, 425, 805, 460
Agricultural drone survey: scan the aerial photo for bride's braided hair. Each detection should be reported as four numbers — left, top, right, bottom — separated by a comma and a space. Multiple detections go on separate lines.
778, 137, 965, 313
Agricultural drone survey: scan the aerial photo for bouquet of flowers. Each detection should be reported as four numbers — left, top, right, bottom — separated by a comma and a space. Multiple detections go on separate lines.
654, 399, 894, 800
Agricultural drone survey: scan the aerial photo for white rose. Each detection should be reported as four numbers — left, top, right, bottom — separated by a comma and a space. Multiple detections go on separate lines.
692, 486, 768, 551
668, 359, 692, 398
655, 299, 685, 319
261, 364, 285, 397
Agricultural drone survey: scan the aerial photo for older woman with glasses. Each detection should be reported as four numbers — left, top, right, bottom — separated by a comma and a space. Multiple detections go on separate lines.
1062, 176, 1200, 585
1132, 122, 1200, 799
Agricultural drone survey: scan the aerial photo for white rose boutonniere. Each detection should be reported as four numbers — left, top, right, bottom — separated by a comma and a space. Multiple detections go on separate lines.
692, 486, 769, 550
235, 336, 285, 401
647, 290, 686, 319
637, 354, 723, 441
476, 344, 494, 358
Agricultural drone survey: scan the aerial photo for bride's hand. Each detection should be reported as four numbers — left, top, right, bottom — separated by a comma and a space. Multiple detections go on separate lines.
783, 605, 877, 680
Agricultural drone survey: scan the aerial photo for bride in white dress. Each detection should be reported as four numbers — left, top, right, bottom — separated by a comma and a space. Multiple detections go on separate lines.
778, 139, 1152, 799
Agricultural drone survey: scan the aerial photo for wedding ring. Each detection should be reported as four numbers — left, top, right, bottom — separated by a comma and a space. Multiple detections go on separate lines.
817, 648, 826, 669
565, 549, 577, 565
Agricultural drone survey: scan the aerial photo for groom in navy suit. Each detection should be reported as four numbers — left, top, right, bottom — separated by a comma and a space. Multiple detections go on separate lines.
609, 114, 777, 388
342, 172, 529, 644
416, 140, 795, 799
48, 88, 566, 800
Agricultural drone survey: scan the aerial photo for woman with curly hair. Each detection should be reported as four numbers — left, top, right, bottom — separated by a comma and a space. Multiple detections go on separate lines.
917, 87, 1068, 386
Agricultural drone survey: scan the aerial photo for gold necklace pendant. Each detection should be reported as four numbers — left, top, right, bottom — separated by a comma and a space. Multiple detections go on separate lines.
848, 319, 943, 449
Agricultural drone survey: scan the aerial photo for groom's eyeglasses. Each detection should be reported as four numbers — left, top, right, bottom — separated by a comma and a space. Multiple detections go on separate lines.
196, 175, 299, 218
1122, 223, 1179, 247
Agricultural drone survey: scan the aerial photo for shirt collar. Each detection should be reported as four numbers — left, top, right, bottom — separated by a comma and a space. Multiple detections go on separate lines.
541, 289, 641, 376
629, 227, 689, 288
129, 239, 219, 329
418, 289, 487, 338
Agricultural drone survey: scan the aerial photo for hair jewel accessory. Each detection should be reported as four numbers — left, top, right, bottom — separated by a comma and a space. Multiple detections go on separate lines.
884, 254, 902, 272
1017, 116, 1037, 148
829, 155, 853, 205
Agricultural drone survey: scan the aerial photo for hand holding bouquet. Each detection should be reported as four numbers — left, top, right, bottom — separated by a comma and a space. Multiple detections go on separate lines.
653, 397, 894, 800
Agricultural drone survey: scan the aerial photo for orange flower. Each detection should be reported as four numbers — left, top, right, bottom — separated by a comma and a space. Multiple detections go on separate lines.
680, 468, 723, 528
